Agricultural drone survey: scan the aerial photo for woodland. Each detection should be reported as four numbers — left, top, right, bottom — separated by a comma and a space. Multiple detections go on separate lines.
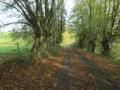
0, 0, 120, 89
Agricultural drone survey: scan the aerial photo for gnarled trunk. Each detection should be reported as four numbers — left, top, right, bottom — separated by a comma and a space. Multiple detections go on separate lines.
79, 39, 84, 49
101, 39, 110, 55
87, 38, 96, 53
31, 34, 44, 58
87, 40, 91, 52
91, 41, 96, 53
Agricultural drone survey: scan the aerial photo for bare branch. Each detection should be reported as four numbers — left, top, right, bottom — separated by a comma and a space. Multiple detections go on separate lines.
0, 22, 30, 28
13, 0, 32, 24
0, 1, 23, 16
0, 20, 5, 24
35, 0, 39, 19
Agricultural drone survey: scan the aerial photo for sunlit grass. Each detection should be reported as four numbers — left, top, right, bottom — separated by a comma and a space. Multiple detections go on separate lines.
109, 43, 120, 63
95, 43, 120, 64
0, 32, 32, 53
0, 45, 32, 53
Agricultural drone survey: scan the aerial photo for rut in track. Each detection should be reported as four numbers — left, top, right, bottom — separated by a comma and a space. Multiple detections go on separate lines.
74, 49, 120, 90
53, 49, 72, 90
53, 45, 120, 90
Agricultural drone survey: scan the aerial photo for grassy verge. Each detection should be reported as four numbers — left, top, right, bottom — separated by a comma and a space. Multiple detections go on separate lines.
0, 44, 62, 66
0, 45, 32, 66
94, 43, 120, 64
0, 45, 32, 53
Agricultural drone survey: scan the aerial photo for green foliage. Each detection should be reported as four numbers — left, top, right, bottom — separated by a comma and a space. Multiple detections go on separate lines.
0, 45, 32, 53
0, 32, 32, 66
68, 0, 120, 63
61, 28, 75, 46
2, 52, 32, 66
0, 32, 15, 45
41, 45, 62, 58
49, 45, 62, 56
10, 26, 34, 45
0, 32, 32, 54
0, 0, 66, 58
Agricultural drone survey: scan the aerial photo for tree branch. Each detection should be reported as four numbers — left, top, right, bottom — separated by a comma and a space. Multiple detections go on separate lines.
13, 0, 32, 24
0, 22, 30, 28
17, 0, 37, 28
35, 0, 39, 19
0, 1, 23, 16
0, 20, 5, 24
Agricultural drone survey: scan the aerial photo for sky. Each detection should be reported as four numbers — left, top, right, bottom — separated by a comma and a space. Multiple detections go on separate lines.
65, 0, 75, 21
0, 0, 75, 32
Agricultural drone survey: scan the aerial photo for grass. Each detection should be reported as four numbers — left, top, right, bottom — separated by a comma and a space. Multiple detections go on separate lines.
0, 32, 62, 66
0, 32, 32, 66
0, 32, 32, 53
94, 43, 120, 64
0, 32, 15, 45
106, 43, 120, 64
0, 45, 32, 53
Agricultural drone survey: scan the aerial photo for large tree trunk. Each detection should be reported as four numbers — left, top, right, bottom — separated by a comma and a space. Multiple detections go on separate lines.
31, 34, 44, 58
79, 39, 84, 49
87, 40, 91, 52
87, 38, 96, 53
101, 0, 110, 55
101, 38, 110, 55
91, 41, 96, 53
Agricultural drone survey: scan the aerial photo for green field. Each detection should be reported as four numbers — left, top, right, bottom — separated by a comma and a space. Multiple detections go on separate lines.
0, 32, 32, 65
0, 45, 32, 53
0, 32, 32, 53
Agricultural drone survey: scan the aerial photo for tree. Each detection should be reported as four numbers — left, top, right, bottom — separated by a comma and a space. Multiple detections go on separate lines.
69, 0, 120, 55
101, 0, 120, 55
0, 0, 66, 58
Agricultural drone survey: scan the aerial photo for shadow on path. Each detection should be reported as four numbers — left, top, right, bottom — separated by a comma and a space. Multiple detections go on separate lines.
53, 49, 72, 90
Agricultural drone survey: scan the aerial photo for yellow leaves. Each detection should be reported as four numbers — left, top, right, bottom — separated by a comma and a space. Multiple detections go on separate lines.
70, 50, 99, 89
0, 87, 3, 90
89, 73, 95, 78
14, 88, 18, 90
2, 72, 5, 75
0, 49, 66, 89
42, 88, 44, 90
10, 70, 13, 73
77, 49, 120, 87
37, 21, 40, 27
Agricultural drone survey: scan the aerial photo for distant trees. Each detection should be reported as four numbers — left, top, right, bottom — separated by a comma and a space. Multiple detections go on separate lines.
0, 0, 66, 58
69, 0, 120, 55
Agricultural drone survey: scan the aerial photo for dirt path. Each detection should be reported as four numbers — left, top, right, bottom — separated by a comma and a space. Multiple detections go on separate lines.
53, 46, 120, 90
53, 49, 73, 90
0, 47, 120, 89
74, 49, 120, 90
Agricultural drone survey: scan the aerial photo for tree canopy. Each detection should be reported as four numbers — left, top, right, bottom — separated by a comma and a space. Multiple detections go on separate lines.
0, 0, 66, 58
69, 0, 120, 55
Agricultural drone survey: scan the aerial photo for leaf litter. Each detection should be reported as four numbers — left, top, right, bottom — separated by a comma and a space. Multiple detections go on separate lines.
0, 50, 66, 89
0, 49, 119, 89
76, 49, 120, 87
